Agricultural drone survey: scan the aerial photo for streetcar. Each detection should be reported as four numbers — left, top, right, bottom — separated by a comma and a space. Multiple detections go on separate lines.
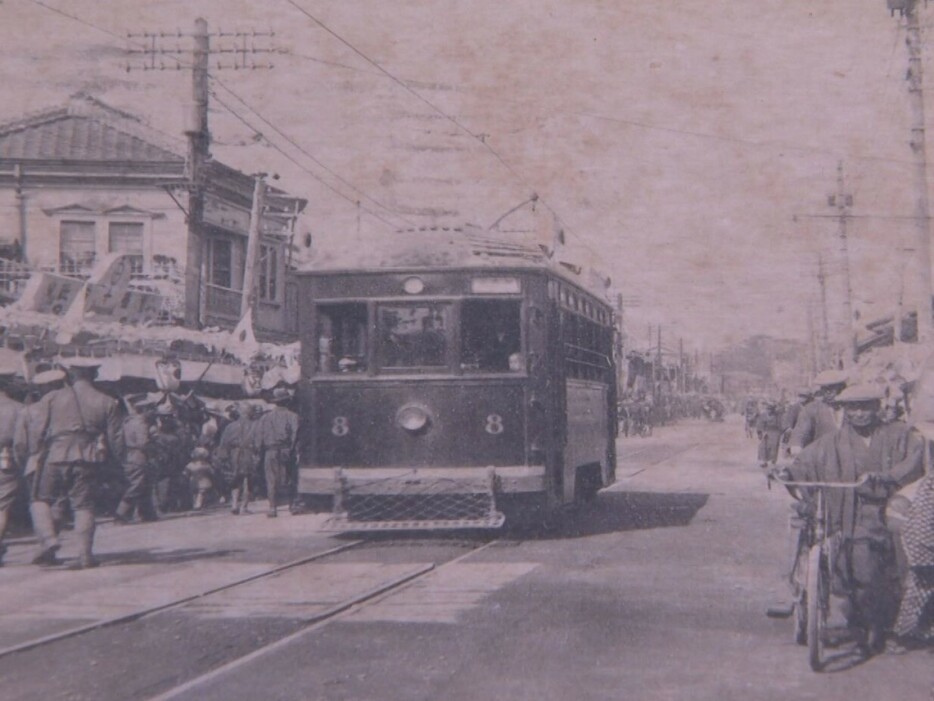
295, 227, 618, 530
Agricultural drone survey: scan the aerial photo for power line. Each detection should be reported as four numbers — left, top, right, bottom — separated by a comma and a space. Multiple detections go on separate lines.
210, 76, 415, 227
282, 0, 603, 261
208, 89, 399, 229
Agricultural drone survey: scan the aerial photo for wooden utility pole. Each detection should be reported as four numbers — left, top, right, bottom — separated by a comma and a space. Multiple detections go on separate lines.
240, 174, 267, 317
905, 1, 934, 341
828, 162, 857, 366
816, 253, 831, 369
184, 17, 210, 329
127, 21, 276, 329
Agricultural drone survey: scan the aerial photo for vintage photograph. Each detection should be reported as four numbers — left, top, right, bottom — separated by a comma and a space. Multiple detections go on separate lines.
0, 0, 933, 698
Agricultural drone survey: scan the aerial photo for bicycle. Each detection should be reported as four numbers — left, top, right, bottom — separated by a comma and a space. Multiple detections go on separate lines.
768, 472, 870, 671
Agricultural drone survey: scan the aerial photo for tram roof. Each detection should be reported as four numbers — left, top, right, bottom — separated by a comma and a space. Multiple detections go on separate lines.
298, 225, 614, 301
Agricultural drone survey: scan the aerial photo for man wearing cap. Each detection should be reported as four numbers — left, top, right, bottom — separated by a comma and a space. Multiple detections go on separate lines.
781, 388, 812, 457
0, 371, 23, 566
113, 397, 158, 524
14, 368, 67, 565
216, 403, 262, 515
149, 403, 193, 513
755, 400, 784, 468
256, 388, 298, 518
789, 370, 848, 453
775, 383, 924, 653
26, 358, 125, 569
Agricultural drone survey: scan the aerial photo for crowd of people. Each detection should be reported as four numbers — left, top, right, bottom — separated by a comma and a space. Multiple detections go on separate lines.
755, 368, 934, 655
0, 357, 299, 570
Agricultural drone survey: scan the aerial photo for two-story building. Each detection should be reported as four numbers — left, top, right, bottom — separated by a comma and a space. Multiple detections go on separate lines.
0, 94, 306, 340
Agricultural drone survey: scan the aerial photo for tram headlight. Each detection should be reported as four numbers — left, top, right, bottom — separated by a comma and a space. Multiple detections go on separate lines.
396, 404, 431, 433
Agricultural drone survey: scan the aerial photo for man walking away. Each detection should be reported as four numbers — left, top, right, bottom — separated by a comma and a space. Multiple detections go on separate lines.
257, 387, 298, 518
28, 358, 125, 569
217, 403, 262, 515
114, 397, 158, 524
789, 370, 848, 454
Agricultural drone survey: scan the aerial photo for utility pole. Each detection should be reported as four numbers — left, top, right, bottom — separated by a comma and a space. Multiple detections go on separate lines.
126, 21, 276, 329
828, 162, 857, 366
241, 174, 267, 317
816, 252, 831, 369
185, 17, 210, 329
888, 0, 934, 341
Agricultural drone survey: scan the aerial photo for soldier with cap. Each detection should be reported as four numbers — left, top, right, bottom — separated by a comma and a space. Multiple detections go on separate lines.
256, 387, 298, 518
773, 383, 925, 653
113, 395, 158, 524
0, 367, 23, 566
216, 402, 262, 515
25, 358, 125, 569
755, 400, 784, 468
149, 402, 193, 513
789, 369, 848, 454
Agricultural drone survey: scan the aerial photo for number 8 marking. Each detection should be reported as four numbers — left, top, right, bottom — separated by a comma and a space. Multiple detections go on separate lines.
332, 416, 350, 436
485, 414, 504, 435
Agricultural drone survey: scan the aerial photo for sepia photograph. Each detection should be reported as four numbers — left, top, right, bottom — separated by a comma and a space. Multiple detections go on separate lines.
0, 0, 933, 698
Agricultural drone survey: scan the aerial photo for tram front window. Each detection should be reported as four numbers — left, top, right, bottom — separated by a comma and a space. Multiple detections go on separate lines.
379, 303, 450, 369
315, 303, 368, 374
461, 299, 522, 372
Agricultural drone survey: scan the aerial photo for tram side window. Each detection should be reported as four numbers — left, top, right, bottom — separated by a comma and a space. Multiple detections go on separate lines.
461, 299, 522, 372
379, 304, 450, 369
315, 303, 368, 374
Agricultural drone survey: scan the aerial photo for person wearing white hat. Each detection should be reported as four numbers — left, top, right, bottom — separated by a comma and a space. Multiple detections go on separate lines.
25, 358, 125, 569
774, 383, 925, 654
788, 370, 848, 454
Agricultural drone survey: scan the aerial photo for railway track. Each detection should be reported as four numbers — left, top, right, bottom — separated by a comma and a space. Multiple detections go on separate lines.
0, 532, 500, 701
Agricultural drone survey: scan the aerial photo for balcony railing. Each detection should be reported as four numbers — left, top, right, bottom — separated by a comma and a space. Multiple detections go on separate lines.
204, 283, 242, 321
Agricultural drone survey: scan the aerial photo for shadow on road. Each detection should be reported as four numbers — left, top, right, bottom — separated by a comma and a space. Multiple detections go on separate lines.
507, 491, 710, 540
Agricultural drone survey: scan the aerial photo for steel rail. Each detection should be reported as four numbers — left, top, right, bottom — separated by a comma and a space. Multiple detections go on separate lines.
0, 539, 365, 661
147, 538, 501, 701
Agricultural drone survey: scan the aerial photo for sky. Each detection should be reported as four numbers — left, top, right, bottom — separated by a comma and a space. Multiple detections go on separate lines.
0, 0, 929, 353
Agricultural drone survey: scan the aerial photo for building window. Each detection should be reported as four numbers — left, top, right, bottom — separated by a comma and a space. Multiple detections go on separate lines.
259, 243, 278, 302
59, 220, 96, 276
108, 222, 144, 275
206, 237, 232, 288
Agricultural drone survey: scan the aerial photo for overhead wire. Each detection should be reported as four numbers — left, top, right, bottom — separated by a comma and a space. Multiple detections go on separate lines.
24, 0, 408, 230
210, 76, 415, 227
281, 0, 603, 261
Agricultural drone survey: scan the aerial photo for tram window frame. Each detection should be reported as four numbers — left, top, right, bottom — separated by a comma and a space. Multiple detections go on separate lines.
314, 302, 369, 374
377, 302, 453, 372
562, 302, 612, 382
460, 298, 524, 373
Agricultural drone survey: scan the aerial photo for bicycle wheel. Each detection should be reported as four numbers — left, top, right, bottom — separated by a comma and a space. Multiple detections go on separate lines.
806, 544, 828, 671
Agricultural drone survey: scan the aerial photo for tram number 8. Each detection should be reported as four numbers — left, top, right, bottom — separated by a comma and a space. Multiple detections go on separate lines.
485, 414, 504, 435
331, 416, 350, 436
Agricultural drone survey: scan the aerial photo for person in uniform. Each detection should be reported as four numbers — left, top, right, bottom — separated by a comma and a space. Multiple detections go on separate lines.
256, 387, 298, 518
781, 388, 811, 457
149, 403, 193, 513
789, 369, 848, 454
0, 371, 23, 566
216, 403, 262, 515
14, 369, 67, 564
774, 384, 925, 653
113, 397, 158, 524
755, 400, 784, 468
26, 358, 125, 569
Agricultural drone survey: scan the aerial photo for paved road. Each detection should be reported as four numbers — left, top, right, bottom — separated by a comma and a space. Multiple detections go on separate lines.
1, 418, 931, 700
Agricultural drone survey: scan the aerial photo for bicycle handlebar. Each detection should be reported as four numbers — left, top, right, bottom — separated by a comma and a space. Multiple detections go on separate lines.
768, 473, 871, 489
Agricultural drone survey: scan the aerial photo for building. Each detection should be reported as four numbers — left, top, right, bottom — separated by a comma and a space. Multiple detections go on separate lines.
0, 94, 306, 339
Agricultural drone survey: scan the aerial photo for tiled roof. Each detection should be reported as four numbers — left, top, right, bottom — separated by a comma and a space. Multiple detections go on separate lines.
0, 95, 185, 164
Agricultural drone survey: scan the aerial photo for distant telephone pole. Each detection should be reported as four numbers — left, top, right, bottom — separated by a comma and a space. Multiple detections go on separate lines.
827, 162, 857, 366
127, 19, 276, 329
887, 0, 934, 341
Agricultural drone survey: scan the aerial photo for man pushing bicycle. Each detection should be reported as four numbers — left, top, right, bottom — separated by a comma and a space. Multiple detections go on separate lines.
771, 383, 924, 655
